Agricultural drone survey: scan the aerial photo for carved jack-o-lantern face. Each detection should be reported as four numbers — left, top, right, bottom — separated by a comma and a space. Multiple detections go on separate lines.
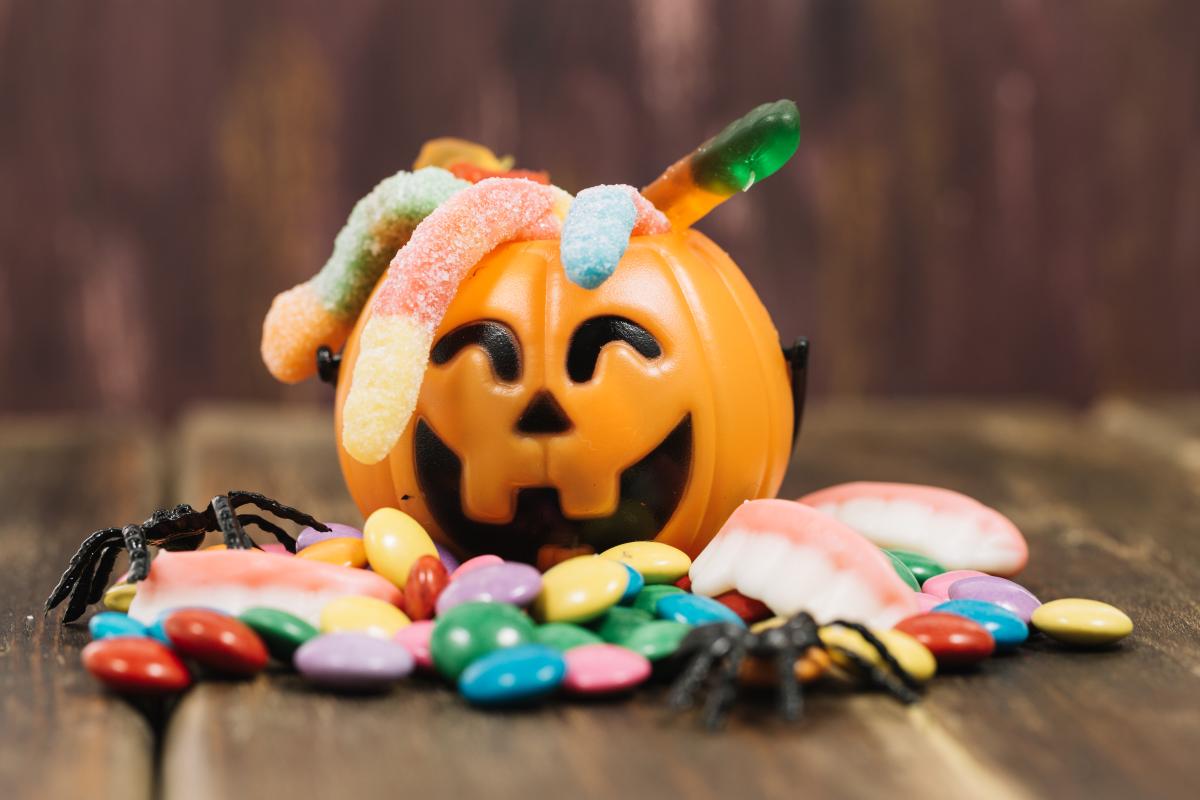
336, 229, 797, 563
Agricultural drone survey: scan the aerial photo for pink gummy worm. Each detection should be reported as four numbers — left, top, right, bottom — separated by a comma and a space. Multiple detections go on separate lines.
372, 178, 563, 328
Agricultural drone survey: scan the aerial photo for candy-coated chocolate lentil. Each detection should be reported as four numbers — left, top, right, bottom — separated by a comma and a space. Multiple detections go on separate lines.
162, 609, 268, 676
739, 648, 830, 687
363, 507, 438, 589
458, 644, 566, 706
295, 536, 368, 569
393, 620, 435, 669
534, 623, 603, 652
297, 522, 362, 551
820, 626, 937, 682
933, 599, 1028, 650
102, 581, 136, 613
239, 607, 319, 661
616, 620, 691, 661
451, 554, 504, 580
885, 549, 947, 584
436, 562, 542, 615
434, 542, 461, 574
884, 550, 921, 591
1031, 598, 1133, 646
750, 616, 786, 634
430, 601, 537, 680
563, 643, 652, 695
631, 585, 685, 616
405, 555, 450, 621
921, 569, 988, 599
532, 556, 628, 624
948, 576, 1041, 622
590, 606, 654, 644
82, 638, 191, 693
618, 563, 645, 604
89, 611, 149, 640
320, 595, 411, 638
600, 541, 691, 584
893, 612, 995, 666
294, 632, 414, 690
657, 593, 745, 627
714, 590, 773, 624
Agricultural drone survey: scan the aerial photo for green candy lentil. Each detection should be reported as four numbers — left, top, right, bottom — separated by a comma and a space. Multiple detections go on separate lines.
430, 601, 536, 680
883, 550, 922, 591
534, 623, 603, 652
617, 620, 692, 662
690, 100, 801, 195
885, 549, 947, 584
590, 606, 654, 644
239, 607, 318, 661
631, 584, 686, 616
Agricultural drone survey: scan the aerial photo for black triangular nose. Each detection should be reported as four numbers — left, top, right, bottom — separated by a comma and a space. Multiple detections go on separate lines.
516, 391, 572, 434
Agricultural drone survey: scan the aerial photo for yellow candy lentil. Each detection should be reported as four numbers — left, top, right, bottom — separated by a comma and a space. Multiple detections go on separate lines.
1031, 598, 1132, 646
820, 626, 937, 683
102, 582, 136, 613
600, 541, 691, 584
363, 507, 437, 589
533, 556, 629, 624
319, 595, 410, 638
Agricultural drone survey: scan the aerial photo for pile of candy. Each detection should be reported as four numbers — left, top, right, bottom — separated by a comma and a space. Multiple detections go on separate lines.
81, 482, 1133, 718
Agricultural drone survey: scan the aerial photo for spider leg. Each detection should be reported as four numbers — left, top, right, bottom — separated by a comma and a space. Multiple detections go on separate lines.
828, 645, 920, 704
667, 637, 729, 711
775, 642, 804, 721
831, 619, 922, 694
702, 637, 748, 730
86, 540, 125, 604
238, 514, 297, 553
45, 527, 123, 612
212, 495, 253, 549
62, 555, 102, 623
227, 491, 328, 533
123, 524, 152, 582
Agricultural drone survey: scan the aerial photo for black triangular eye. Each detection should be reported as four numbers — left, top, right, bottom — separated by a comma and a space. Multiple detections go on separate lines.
431, 321, 521, 382
567, 316, 661, 383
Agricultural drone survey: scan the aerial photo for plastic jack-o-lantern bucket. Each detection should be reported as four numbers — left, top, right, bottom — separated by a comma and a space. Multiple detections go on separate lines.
262, 101, 807, 566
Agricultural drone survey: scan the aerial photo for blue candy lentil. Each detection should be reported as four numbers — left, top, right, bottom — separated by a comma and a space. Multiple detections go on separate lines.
88, 612, 149, 640
618, 563, 645, 605
656, 593, 746, 627
457, 644, 567, 707
933, 598, 1029, 650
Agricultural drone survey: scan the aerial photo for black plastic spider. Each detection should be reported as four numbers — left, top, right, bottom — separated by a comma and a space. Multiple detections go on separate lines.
45, 491, 329, 623
667, 611, 922, 729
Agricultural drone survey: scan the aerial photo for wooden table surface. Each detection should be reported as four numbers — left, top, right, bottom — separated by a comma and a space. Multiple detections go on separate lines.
3, 400, 1199, 800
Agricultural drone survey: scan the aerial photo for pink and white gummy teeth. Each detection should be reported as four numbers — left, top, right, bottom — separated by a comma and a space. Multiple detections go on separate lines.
126, 550, 403, 627
689, 499, 920, 628
797, 482, 1029, 577
340, 178, 571, 465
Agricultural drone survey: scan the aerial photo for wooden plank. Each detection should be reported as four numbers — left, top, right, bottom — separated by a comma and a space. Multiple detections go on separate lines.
0, 418, 161, 800
160, 403, 1200, 799
1090, 396, 1200, 476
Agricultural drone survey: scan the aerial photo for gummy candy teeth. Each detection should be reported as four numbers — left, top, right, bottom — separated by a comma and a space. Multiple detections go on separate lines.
688, 499, 920, 629
560, 184, 670, 289
642, 99, 800, 229
341, 178, 571, 465
261, 167, 468, 383
797, 482, 1029, 577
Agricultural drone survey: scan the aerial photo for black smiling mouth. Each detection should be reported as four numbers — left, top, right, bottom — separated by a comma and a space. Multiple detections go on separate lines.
413, 414, 693, 563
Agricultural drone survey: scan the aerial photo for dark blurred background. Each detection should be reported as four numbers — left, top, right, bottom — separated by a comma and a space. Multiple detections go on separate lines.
1, 0, 1197, 417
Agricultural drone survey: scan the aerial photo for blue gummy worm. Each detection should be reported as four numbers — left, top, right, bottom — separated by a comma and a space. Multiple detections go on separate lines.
560, 185, 638, 290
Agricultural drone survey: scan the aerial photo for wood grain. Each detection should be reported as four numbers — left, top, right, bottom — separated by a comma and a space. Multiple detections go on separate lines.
0, 419, 161, 800
155, 402, 1200, 800
1, 0, 1198, 417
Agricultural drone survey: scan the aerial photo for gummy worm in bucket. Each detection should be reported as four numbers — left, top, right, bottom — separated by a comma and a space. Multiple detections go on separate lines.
642, 100, 801, 229
341, 178, 572, 465
261, 168, 469, 383
560, 185, 670, 289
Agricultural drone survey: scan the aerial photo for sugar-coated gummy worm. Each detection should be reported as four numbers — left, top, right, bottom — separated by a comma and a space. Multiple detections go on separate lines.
341, 178, 572, 465
261, 167, 469, 383
642, 100, 801, 229
560, 185, 670, 289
